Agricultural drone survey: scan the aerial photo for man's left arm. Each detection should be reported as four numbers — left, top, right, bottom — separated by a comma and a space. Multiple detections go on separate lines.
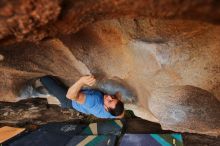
66, 75, 96, 104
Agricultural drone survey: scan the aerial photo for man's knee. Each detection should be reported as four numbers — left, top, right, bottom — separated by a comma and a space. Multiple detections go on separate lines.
40, 75, 54, 82
40, 75, 58, 86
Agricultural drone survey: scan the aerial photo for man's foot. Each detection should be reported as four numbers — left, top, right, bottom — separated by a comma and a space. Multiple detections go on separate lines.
18, 78, 50, 100
18, 77, 61, 105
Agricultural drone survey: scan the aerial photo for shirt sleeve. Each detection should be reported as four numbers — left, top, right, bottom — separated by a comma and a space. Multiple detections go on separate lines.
96, 111, 116, 119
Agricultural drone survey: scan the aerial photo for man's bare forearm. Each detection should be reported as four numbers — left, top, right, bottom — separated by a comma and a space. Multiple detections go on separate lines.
66, 76, 96, 100
66, 80, 83, 100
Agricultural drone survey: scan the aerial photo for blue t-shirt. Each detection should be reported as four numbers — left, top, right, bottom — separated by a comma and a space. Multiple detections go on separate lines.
71, 89, 115, 118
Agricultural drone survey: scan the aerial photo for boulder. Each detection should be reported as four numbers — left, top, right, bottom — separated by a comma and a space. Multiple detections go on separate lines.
149, 85, 220, 136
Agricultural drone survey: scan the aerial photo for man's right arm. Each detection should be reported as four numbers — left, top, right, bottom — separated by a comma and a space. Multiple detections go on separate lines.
66, 75, 96, 104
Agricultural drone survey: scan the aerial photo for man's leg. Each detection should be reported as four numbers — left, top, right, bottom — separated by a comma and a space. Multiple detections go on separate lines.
40, 75, 73, 108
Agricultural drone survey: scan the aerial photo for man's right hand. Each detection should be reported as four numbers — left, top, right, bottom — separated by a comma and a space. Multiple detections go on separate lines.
66, 75, 95, 102
78, 75, 96, 86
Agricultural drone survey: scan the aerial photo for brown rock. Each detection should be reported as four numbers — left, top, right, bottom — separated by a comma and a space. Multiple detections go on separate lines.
0, 2, 220, 136
1, 0, 220, 43
0, 98, 87, 125
149, 85, 220, 136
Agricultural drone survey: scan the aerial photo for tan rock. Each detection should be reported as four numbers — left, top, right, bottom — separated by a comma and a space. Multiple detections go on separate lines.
149, 85, 220, 136
0, 18, 219, 135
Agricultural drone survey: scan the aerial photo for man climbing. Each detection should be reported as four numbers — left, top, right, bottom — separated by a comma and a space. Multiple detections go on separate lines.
39, 75, 124, 119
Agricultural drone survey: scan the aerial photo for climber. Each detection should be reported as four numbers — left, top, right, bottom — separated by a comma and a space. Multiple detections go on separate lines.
39, 75, 124, 119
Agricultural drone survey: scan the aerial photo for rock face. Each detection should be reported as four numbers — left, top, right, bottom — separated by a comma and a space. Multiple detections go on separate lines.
0, 1, 220, 136
1, 0, 220, 44
149, 85, 220, 136
0, 98, 84, 126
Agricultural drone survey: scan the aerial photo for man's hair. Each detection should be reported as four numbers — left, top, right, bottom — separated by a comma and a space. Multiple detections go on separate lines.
108, 100, 124, 116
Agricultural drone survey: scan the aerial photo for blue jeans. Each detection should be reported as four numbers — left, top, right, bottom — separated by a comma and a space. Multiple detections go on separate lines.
40, 76, 73, 108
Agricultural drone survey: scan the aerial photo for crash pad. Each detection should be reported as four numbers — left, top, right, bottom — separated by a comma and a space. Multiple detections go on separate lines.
120, 133, 184, 146
66, 135, 116, 146
0, 126, 25, 143
5, 120, 123, 146
81, 120, 123, 135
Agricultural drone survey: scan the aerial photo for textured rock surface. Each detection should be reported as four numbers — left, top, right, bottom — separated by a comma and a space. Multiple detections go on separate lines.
149, 85, 220, 136
1, 0, 220, 44
0, 98, 85, 126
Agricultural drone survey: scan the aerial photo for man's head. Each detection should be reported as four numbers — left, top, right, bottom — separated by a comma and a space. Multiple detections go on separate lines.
104, 94, 124, 117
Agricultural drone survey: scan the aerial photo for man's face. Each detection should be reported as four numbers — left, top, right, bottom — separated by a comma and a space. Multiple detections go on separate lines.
104, 95, 118, 111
